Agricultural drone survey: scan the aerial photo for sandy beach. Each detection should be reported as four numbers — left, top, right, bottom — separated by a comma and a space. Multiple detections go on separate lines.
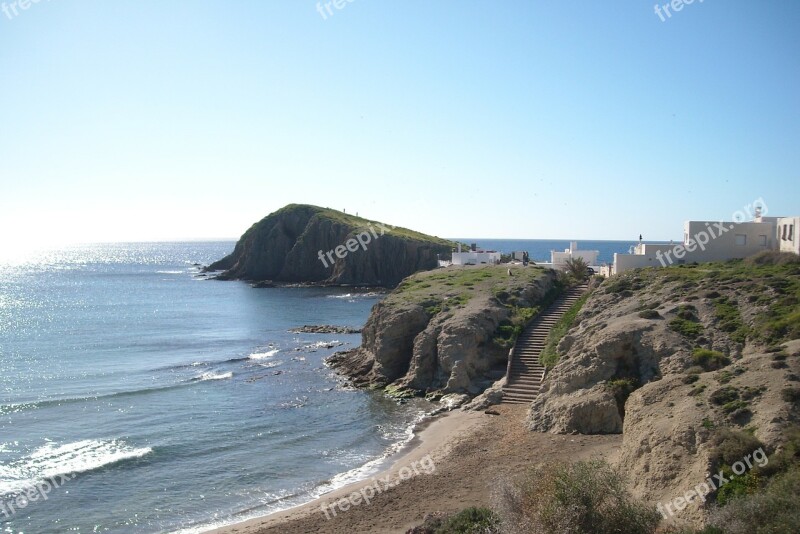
210, 404, 622, 534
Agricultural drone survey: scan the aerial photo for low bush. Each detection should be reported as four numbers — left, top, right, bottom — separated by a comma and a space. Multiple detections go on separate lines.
707, 468, 800, 533
693, 348, 731, 371
493, 460, 660, 534
606, 378, 639, 418
710, 428, 765, 468
744, 250, 800, 266
637, 309, 661, 320
670, 318, 703, 339
408, 507, 501, 534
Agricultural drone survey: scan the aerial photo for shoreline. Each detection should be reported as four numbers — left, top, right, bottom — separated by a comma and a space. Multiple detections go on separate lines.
205, 409, 487, 534
205, 404, 623, 534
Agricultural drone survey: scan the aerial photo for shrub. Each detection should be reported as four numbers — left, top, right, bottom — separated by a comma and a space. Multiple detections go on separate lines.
409, 507, 501, 534
604, 277, 632, 294
707, 468, 800, 533
564, 257, 591, 283
493, 460, 660, 534
606, 378, 639, 418
693, 348, 730, 371
670, 318, 703, 339
710, 428, 765, 467
540, 292, 591, 368
637, 309, 661, 320
744, 250, 800, 266
782, 387, 800, 405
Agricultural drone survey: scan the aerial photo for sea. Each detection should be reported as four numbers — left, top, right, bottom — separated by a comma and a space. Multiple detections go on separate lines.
0, 239, 637, 533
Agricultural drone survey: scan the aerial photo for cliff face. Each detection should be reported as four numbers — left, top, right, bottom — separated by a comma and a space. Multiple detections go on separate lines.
207, 204, 455, 287
328, 265, 558, 396
526, 256, 800, 527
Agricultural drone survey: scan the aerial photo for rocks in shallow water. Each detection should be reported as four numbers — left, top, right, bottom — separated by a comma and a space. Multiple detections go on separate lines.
289, 325, 361, 334
440, 393, 471, 410
252, 280, 276, 288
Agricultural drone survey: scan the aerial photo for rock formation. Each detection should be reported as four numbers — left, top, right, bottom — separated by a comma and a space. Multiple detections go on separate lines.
526, 257, 800, 527
206, 204, 456, 287
328, 265, 558, 397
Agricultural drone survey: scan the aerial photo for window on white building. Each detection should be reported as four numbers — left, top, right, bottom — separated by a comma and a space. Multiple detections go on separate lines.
735, 234, 747, 246
790, 224, 795, 242
759, 235, 767, 247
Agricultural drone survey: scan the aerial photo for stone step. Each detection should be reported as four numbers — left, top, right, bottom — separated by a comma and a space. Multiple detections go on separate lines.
505, 285, 588, 385
503, 395, 538, 402
502, 396, 538, 403
508, 381, 541, 388
505, 394, 539, 401
503, 388, 541, 396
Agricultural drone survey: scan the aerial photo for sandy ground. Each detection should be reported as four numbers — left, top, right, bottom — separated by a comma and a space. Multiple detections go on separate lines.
210, 404, 622, 534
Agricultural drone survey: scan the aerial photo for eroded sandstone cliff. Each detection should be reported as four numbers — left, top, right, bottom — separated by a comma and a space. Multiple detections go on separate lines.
328, 265, 558, 397
527, 255, 800, 527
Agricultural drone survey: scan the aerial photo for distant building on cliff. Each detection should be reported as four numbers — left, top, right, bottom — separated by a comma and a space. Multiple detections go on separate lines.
611, 210, 800, 275
451, 243, 501, 265
551, 242, 599, 269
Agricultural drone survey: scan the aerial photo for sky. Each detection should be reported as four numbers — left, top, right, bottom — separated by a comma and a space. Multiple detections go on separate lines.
1, 0, 798, 252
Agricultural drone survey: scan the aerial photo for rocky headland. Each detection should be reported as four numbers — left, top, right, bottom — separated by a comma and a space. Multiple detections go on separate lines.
327, 264, 559, 400
206, 204, 456, 287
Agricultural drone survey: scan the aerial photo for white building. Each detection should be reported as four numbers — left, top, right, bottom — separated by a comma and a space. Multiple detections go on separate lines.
551, 242, 599, 269
779, 217, 800, 255
612, 212, 799, 275
451, 244, 501, 266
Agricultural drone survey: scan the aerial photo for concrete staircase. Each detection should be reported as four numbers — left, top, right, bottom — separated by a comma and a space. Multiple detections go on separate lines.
502, 284, 589, 405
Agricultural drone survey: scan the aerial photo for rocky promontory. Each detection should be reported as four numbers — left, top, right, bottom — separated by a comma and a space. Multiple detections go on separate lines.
328, 265, 558, 397
527, 252, 800, 528
206, 204, 456, 287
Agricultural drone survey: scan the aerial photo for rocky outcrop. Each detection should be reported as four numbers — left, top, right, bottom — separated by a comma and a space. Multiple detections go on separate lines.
529, 316, 683, 434
328, 265, 558, 396
526, 260, 800, 528
206, 204, 455, 287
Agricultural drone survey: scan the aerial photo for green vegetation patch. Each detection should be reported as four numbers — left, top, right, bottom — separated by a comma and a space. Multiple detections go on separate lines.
692, 348, 731, 371
494, 459, 660, 534
410, 507, 501, 534
713, 295, 750, 344
605, 378, 640, 418
541, 291, 591, 368
284, 204, 456, 247
615, 255, 800, 346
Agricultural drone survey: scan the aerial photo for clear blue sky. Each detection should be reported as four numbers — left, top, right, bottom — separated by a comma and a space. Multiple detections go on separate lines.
1, 0, 798, 252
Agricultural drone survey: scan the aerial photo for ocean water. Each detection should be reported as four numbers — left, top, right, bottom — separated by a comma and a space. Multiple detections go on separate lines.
0, 242, 429, 533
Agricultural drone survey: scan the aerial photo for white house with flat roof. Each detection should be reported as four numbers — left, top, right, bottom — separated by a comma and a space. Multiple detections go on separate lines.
611, 211, 799, 275
551, 242, 599, 268
451, 244, 501, 265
